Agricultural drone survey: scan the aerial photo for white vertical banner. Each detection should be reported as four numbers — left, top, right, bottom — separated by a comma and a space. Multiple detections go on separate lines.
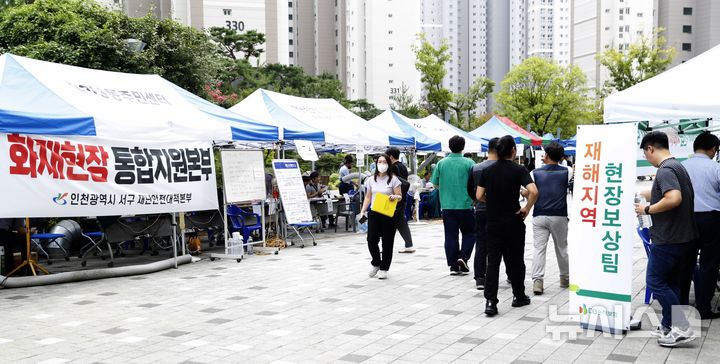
568, 123, 637, 334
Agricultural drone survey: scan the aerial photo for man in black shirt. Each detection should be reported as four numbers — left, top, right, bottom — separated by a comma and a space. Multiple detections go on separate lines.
387, 147, 414, 253
634, 131, 698, 347
476, 135, 538, 316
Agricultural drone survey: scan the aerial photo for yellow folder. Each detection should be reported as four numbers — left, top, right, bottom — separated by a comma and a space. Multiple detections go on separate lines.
371, 193, 398, 217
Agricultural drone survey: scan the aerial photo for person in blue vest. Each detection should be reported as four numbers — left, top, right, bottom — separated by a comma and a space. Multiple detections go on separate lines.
529, 142, 572, 295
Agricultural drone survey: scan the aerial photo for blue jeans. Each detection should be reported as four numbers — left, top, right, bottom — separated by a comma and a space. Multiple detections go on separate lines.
442, 209, 475, 267
647, 242, 696, 329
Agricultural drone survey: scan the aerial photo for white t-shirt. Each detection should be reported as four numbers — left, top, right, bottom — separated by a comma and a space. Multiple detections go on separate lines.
364, 174, 401, 205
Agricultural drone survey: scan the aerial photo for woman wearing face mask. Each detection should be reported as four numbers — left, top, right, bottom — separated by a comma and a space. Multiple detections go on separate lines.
360, 154, 403, 279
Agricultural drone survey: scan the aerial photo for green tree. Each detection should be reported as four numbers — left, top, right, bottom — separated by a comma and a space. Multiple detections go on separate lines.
389, 82, 425, 118
0, 0, 219, 95
598, 29, 675, 92
347, 99, 383, 120
448, 76, 494, 130
209, 27, 266, 62
496, 57, 590, 138
412, 34, 451, 117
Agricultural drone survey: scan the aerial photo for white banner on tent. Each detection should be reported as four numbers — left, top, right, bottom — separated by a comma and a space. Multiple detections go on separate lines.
294, 140, 319, 161
272, 159, 312, 224
568, 123, 636, 334
636, 129, 696, 176
0, 133, 218, 217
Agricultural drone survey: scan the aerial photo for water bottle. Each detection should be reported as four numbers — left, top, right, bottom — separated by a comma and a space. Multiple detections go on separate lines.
634, 194, 653, 228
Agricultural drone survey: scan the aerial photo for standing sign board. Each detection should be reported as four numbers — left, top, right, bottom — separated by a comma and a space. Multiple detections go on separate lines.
220, 150, 266, 204
568, 123, 637, 333
214, 149, 267, 261
272, 160, 312, 224
0, 133, 218, 217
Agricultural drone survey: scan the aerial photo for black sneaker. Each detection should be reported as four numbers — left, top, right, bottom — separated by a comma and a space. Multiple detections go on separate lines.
476, 277, 485, 290
485, 301, 498, 316
511, 295, 531, 307
450, 265, 461, 276
457, 259, 470, 274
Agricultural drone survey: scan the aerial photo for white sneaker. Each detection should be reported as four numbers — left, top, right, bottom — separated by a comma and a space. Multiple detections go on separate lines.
378, 270, 388, 280
398, 247, 416, 253
657, 326, 695, 347
369, 266, 380, 278
650, 326, 669, 338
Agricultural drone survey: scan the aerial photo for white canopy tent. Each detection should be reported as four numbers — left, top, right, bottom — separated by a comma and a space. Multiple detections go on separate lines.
0, 54, 278, 143
229, 89, 414, 148
368, 110, 441, 151
409, 114, 485, 153
604, 43, 720, 127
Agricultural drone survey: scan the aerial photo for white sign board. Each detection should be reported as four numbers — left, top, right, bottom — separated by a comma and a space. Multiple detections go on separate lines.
636, 130, 695, 176
272, 159, 312, 224
0, 133, 218, 217
294, 140, 318, 161
220, 149, 265, 204
356, 153, 365, 167
568, 123, 637, 333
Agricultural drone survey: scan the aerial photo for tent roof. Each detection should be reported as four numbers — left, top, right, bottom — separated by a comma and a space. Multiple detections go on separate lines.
168, 83, 278, 142
470, 115, 545, 146
408, 114, 485, 152
604, 43, 720, 124
368, 110, 442, 151
0, 54, 278, 142
230, 89, 412, 147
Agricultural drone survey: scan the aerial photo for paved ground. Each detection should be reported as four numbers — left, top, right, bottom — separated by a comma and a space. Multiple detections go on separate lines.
1, 216, 719, 363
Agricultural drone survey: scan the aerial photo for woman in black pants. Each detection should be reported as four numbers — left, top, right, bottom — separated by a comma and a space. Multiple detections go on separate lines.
360, 154, 402, 280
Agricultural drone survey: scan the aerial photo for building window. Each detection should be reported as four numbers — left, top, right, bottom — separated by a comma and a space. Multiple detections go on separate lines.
683, 7, 692, 15
223, 9, 232, 16
682, 43, 692, 51
289, 39, 293, 45
389, 63, 393, 67
289, 14, 293, 20
683, 25, 692, 33
388, 30, 393, 34
289, 51, 294, 57
288, 1, 292, 7
388, 47, 393, 51
388, 14, 393, 17
289, 27, 293, 32
637, 12, 643, 17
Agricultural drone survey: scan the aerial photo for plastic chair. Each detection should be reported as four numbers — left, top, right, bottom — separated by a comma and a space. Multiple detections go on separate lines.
335, 200, 358, 232
637, 227, 654, 304
227, 205, 262, 245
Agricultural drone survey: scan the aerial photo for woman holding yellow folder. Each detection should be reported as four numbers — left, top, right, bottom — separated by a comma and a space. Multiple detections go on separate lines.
360, 154, 403, 280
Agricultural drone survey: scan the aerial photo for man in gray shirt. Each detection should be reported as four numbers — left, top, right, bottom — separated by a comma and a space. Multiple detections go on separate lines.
635, 131, 698, 347
468, 138, 498, 290
681, 132, 720, 319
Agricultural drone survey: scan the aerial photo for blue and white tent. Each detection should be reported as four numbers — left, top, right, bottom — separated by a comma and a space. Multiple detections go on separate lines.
368, 110, 441, 151
0, 54, 279, 142
229, 89, 413, 148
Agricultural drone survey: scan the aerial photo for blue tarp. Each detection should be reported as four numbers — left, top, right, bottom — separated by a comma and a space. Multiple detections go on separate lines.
388, 111, 442, 151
